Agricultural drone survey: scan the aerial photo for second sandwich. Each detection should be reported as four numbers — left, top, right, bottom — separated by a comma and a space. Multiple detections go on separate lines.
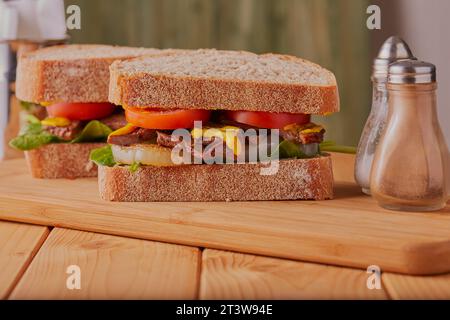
11, 44, 158, 178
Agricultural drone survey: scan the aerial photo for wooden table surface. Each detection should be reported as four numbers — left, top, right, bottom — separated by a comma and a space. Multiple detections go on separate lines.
1, 153, 449, 299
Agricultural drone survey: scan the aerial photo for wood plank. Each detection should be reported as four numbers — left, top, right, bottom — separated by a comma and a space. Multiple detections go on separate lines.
0, 158, 449, 275
200, 249, 388, 299
383, 272, 450, 300
9, 228, 200, 299
0, 221, 49, 299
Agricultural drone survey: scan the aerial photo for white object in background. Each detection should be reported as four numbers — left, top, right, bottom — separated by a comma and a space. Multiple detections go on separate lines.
0, 0, 67, 42
0, 2, 19, 41
36, 0, 67, 40
0, 43, 9, 160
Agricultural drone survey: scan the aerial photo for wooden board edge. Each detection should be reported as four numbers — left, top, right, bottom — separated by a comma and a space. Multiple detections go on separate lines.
1, 201, 450, 277
397, 240, 450, 276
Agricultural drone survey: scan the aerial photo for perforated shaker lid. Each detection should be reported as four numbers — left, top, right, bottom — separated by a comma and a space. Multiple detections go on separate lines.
388, 60, 436, 84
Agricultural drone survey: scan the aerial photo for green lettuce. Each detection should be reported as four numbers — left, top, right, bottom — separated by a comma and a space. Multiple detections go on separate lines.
90, 145, 116, 167
10, 116, 61, 151
9, 117, 113, 151
271, 140, 311, 159
70, 120, 112, 143
269, 140, 356, 159
20, 101, 38, 112
319, 140, 356, 154
9, 132, 59, 151
128, 161, 141, 173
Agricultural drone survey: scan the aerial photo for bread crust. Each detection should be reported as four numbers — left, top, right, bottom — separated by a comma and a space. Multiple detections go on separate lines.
109, 50, 339, 114
98, 155, 334, 201
16, 45, 159, 103
25, 143, 104, 179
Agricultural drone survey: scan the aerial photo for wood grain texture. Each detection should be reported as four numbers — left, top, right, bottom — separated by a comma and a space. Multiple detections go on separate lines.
0, 221, 49, 299
0, 157, 449, 275
10, 228, 200, 299
331, 152, 356, 183
383, 273, 450, 300
200, 249, 388, 299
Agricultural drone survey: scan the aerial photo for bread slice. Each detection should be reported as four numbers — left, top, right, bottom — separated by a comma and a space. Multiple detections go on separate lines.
98, 155, 333, 201
16, 44, 159, 103
25, 143, 104, 179
109, 49, 339, 114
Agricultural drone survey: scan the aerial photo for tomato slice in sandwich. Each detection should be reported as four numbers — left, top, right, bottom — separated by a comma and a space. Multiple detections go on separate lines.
225, 110, 311, 129
46, 102, 116, 120
125, 107, 211, 129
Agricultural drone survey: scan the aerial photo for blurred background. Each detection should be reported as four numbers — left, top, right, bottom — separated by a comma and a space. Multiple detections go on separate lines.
1, 0, 449, 159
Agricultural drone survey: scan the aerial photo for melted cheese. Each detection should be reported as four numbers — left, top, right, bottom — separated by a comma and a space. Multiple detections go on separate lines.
40, 101, 54, 107
300, 125, 323, 134
41, 117, 71, 127
109, 123, 137, 137
191, 126, 242, 156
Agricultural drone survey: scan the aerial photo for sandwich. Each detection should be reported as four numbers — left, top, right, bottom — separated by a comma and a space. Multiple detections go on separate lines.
92, 49, 339, 201
10, 44, 158, 178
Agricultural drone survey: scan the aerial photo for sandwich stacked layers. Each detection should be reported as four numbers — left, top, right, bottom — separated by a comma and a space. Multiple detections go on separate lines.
94, 49, 339, 201
12, 44, 159, 178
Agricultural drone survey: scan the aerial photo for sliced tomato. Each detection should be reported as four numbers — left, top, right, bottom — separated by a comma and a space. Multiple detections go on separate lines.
225, 110, 311, 129
46, 102, 116, 120
125, 107, 211, 129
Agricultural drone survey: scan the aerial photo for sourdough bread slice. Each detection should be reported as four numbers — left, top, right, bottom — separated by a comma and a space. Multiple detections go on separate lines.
25, 142, 104, 179
98, 155, 333, 201
16, 44, 160, 103
110, 49, 339, 114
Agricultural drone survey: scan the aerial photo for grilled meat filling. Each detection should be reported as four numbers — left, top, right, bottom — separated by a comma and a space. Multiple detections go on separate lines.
108, 123, 325, 147
43, 121, 83, 141
280, 123, 325, 145
108, 127, 156, 146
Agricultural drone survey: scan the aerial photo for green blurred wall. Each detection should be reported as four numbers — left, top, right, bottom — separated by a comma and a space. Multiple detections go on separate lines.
66, 0, 371, 146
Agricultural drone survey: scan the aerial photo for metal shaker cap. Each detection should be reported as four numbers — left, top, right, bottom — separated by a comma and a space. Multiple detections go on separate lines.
373, 36, 416, 81
388, 60, 436, 84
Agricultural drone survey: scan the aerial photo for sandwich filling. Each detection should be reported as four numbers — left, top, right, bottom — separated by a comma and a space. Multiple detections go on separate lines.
91, 107, 330, 168
10, 102, 127, 151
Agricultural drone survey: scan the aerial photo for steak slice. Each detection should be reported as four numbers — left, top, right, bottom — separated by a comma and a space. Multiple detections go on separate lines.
280, 123, 325, 145
43, 121, 83, 141
156, 131, 178, 148
108, 127, 156, 146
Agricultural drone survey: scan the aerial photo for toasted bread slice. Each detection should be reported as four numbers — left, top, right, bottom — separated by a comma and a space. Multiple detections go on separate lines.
109, 49, 339, 114
25, 143, 104, 179
98, 155, 333, 201
16, 44, 160, 103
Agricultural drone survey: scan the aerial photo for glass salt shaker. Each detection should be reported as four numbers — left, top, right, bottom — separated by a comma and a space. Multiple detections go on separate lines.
370, 60, 449, 211
355, 37, 415, 195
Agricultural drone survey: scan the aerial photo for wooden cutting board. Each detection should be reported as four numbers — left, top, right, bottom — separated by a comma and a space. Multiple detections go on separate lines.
0, 157, 449, 275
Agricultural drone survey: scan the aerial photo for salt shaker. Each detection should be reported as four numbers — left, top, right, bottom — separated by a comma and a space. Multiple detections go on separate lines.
370, 60, 449, 211
355, 37, 415, 195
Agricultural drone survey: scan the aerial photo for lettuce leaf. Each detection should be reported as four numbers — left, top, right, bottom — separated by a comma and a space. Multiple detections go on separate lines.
271, 140, 310, 159
25, 114, 41, 125
10, 118, 60, 151
129, 161, 141, 173
20, 101, 39, 112
9, 132, 59, 151
71, 120, 112, 143
319, 141, 356, 154
90, 145, 116, 167
9, 118, 113, 151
